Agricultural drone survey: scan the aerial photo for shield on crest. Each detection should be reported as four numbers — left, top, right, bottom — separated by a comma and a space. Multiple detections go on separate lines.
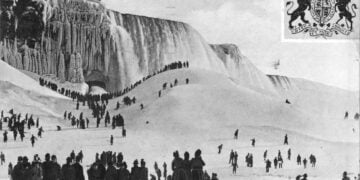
310, 0, 336, 24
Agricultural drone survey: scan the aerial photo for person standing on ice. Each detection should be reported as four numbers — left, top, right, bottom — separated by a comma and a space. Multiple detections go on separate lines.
50, 155, 61, 180
342, 171, 350, 180
263, 150, 268, 161
231, 160, 238, 174
30, 135, 37, 147
131, 159, 141, 180
13, 129, 18, 141
117, 162, 130, 180
218, 144, 223, 154
73, 156, 85, 180
86, 118, 89, 128
234, 151, 238, 164
309, 154, 316, 167
64, 111, 67, 120
122, 128, 126, 138
3, 131, 8, 143
0, 152, 5, 165
251, 138, 255, 147
105, 161, 117, 180
278, 156, 283, 168
97, 117, 100, 128
110, 135, 114, 146
76, 102, 80, 110
38, 127, 44, 138
265, 159, 271, 173
284, 134, 288, 145
234, 129, 239, 139
171, 151, 184, 180
287, 149, 291, 160
297, 155, 301, 165
158, 90, 161, 98
163, 162, 167, 179
62, 157, 76, 180
229, 150, 234, 164
185, 78, 189, 84
303, 158, 307, 169
273, 157, 278, 169
36, 118, 39, 128
11, 156, 23, 180
190, 149, 206, 180
344, 111, 349, 119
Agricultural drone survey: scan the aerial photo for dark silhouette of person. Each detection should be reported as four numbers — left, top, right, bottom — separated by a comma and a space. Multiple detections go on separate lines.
73, 156, 85, 180
218, 144, 223, 154
284, 134, 288, 145
287, 148, 291, 160
297, 154, 301, 165
251, 138, 255, 147
265, 159, 271, 173
342, 171, 350, 180
229, 150, 234, 164
130, 159, 141, 180
62, 157, 76, 180
118, 162, 130, 180
190, 149, 205, 180
303, 158, 307, 168
234, 129, 239, 139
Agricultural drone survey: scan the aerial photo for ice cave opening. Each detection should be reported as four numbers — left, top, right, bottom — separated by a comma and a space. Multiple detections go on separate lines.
85, 70, 107, 90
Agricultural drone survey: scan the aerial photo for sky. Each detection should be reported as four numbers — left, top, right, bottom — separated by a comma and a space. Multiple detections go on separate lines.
103, 0, 359, 91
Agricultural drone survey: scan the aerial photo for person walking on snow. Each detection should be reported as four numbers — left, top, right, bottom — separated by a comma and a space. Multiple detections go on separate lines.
218, 144, 223, 154
234, 129, 239, 139
287, 148, 291, 160
3, 131, 7, 143
110, 135, 113, 146
251, 138, 256, 147
37, 127, 44, 138
284, 134, 288, 145
273, 157, 278, 169
265, 159, 271, 173
263, 150, 268, 161
297, 155, 301, 165
303, 158, 307, 169
229, 150, 234, 164
30, 135, 37, 147
231, 161, 238, 174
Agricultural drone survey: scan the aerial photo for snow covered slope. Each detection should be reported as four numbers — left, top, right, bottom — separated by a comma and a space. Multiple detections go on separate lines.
0, 67, 357, 180
268, 74, 359, 119
0, 60, 67, 99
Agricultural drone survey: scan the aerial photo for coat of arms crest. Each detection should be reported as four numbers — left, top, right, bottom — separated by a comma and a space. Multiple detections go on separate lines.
285, 0, 358, 38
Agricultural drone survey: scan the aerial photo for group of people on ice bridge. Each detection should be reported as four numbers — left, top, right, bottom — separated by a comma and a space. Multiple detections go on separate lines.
7, 148, 217, 180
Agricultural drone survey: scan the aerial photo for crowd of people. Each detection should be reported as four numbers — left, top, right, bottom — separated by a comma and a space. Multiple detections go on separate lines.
39, 61, 190, 104
228, 131, 320, 178
7, 148, 219, 180
1, 109, 42, 147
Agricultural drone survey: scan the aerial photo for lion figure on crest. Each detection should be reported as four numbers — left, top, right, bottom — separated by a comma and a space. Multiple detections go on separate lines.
286, 0, 311, 29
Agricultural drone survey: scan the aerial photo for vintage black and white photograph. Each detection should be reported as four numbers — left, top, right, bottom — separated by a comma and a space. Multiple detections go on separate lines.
0, 0, 359, 179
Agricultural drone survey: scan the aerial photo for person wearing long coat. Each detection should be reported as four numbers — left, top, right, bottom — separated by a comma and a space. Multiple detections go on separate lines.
105, 162, 117, 180
190, 150, 205, 180
73, 157, 85, 180
30, 162, 43, 180
118, 162, 130, 180
61, 157, 76, 180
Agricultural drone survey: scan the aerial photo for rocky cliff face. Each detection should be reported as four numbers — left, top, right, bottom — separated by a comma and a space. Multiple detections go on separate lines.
0, 0, 274, 93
